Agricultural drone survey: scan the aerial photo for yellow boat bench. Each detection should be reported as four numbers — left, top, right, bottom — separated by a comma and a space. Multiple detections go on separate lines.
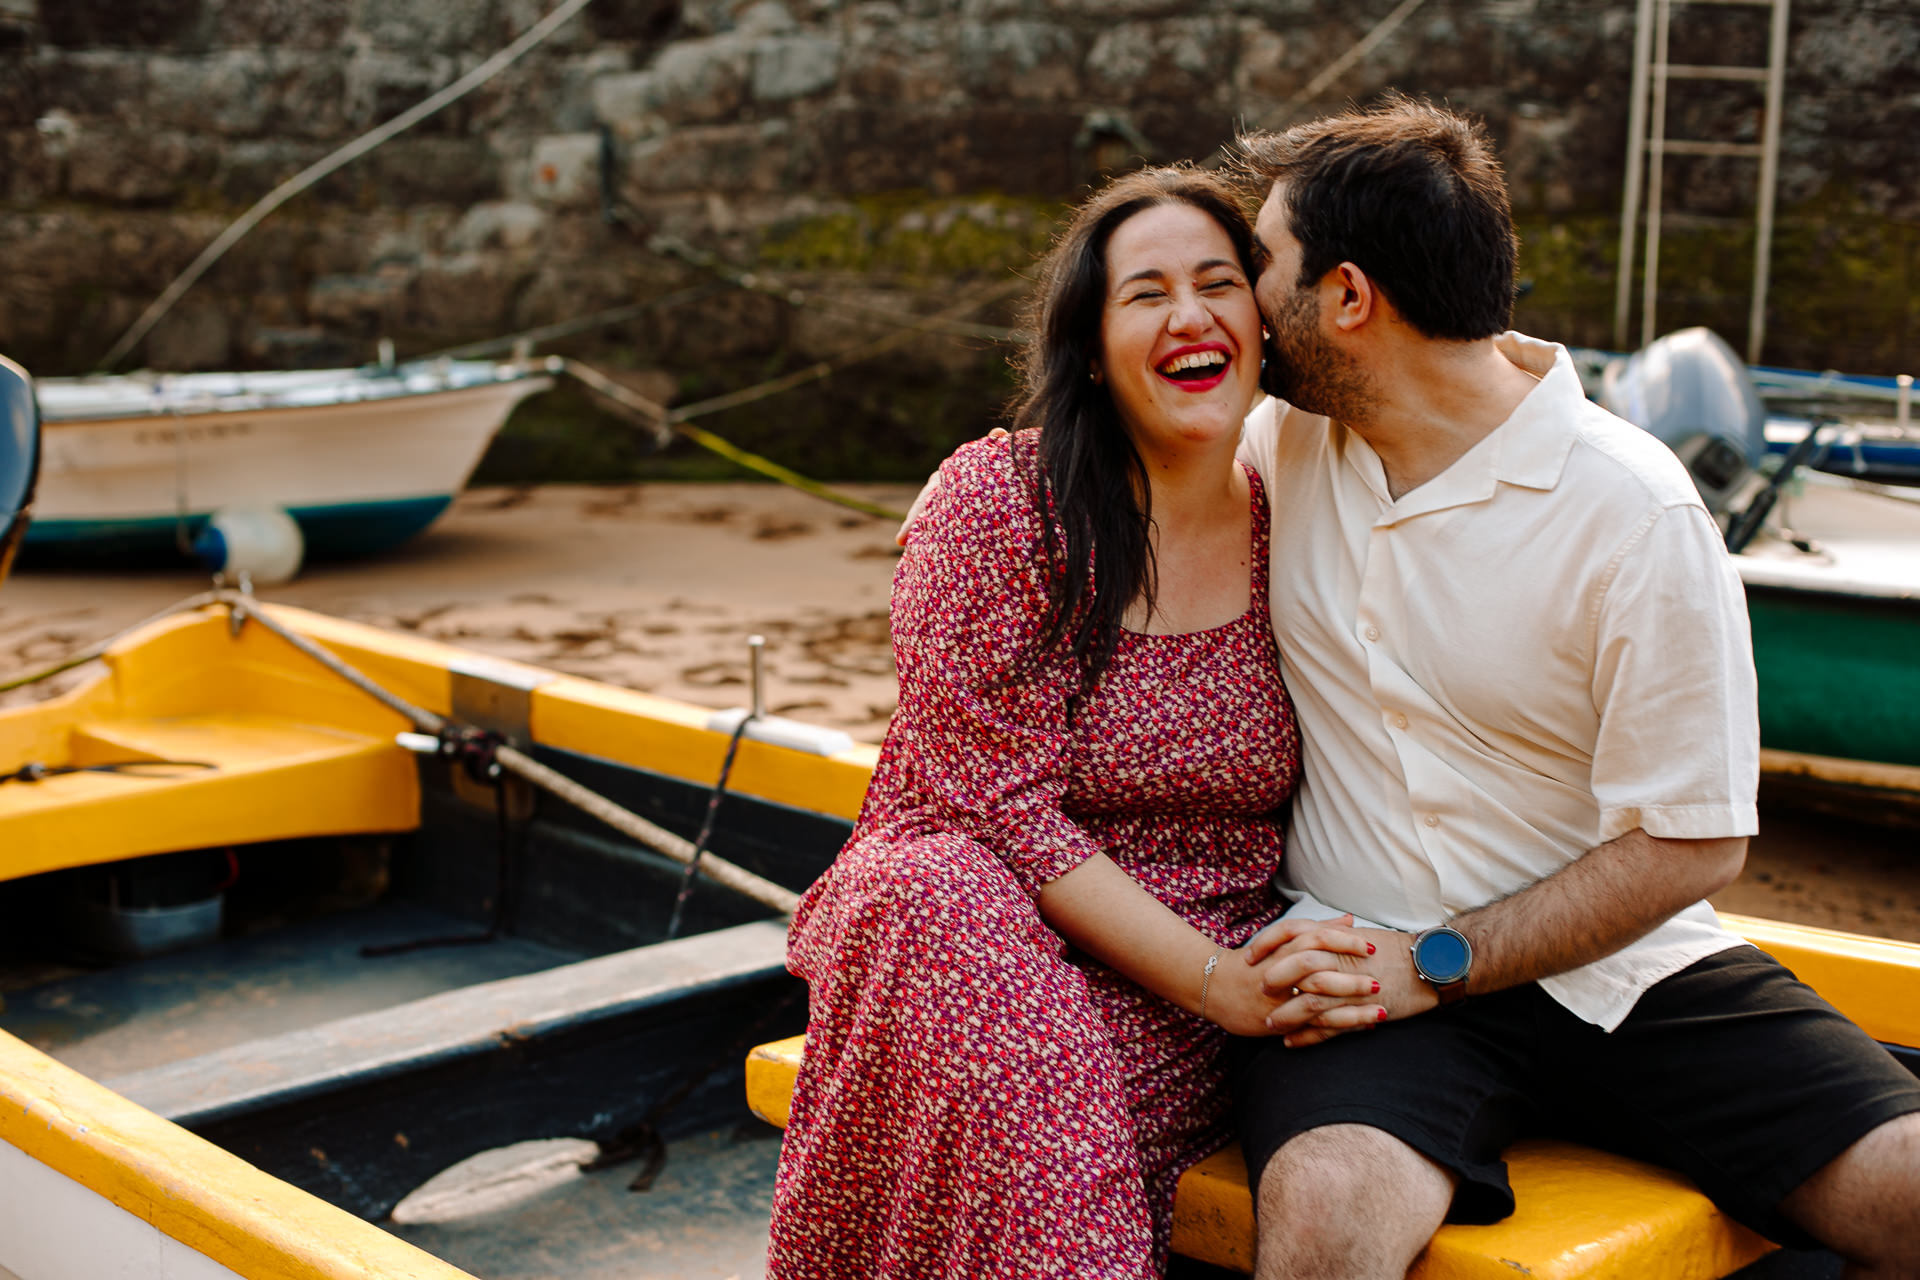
746, 918, 1920, 1279
0, 607, 424, 878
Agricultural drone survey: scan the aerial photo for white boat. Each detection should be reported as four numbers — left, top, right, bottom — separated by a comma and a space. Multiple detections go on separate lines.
25, 357, 555, 564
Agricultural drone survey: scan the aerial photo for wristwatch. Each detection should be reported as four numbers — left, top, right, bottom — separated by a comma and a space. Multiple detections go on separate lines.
1411, 925, 1473, 1005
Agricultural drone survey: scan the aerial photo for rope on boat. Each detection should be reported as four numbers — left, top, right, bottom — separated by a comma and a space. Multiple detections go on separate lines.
0, 589, 228, 694
214, 591, 804, 917
643, 235, 1025, 345
0, 587, 801, 917
559, 275, 1026, 523
97, 0, 600, 371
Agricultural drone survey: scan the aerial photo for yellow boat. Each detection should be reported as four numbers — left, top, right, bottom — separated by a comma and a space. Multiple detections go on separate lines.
0, 362, 1915, 1280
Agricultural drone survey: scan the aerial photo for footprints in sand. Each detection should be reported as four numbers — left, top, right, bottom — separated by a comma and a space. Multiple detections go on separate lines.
354, 596, 898, 738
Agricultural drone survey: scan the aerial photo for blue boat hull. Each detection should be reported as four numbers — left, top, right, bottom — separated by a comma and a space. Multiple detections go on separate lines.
20, 495, 455, 566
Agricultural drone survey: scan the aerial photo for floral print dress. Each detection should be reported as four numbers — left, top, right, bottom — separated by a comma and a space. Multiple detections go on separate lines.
768, 433, 1301, 1279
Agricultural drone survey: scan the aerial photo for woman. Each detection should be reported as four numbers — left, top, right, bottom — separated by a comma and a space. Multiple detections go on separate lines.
767, 167, 1382, 1279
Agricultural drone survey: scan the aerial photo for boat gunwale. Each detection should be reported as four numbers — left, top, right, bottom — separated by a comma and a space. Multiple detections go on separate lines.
35, 365, 553, 427
0, 1026, 476, 1280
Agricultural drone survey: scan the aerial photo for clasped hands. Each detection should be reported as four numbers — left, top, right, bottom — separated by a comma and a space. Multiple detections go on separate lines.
1208, 915, 1439, 1047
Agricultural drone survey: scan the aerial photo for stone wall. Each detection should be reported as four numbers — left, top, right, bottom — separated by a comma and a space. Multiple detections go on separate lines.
0, 0, 1912, 479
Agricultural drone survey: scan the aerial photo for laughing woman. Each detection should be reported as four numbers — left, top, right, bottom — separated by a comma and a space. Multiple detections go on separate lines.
766, 167, 1380, 1279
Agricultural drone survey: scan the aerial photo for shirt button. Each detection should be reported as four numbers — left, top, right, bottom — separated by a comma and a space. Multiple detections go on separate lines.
1424, 813, 1441, 828
1365, 625, 1381, 641
1394, 713, 1409, 730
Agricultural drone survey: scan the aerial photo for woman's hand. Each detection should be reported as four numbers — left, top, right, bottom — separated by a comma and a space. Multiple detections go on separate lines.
1226, 915, 1387, 1040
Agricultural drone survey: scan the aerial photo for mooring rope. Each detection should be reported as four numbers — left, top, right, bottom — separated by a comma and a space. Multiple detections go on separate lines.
97, 0, 601, 370
217, 592, 803, 916
558, 273, 1027, 522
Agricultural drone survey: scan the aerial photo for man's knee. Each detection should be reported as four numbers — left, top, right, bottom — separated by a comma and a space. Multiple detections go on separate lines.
1254, 1125, 1453, 1279
1781, 1110, 1920, 1273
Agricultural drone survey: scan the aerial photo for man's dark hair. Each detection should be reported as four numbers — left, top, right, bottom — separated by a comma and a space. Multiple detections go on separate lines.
1237, 96, 1518, 341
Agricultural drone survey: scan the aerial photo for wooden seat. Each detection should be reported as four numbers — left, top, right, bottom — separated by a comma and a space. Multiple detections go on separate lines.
744, 1034, 1776, 1280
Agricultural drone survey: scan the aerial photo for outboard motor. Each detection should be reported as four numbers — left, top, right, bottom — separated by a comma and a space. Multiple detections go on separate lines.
0, 355, 40, 591
1600, 327, 1767, 516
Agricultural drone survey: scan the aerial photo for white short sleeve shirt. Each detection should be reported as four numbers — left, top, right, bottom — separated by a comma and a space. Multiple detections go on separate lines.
1238, 332, 1760, 1030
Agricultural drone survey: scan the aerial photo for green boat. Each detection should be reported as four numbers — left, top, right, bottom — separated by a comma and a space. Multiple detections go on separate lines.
1738, 474, 1920, 817
1599, 328, 1920, 819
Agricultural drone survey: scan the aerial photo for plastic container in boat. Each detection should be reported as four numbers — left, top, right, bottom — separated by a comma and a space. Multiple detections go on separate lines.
73, 894, 224, 960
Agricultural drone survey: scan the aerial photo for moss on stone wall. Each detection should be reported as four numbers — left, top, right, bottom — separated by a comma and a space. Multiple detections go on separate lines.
757, 193, 1064, 280
1512, 191, 1916, 370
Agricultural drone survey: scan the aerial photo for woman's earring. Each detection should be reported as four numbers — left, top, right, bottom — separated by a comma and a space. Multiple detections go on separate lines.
1262, 327, 1272, 341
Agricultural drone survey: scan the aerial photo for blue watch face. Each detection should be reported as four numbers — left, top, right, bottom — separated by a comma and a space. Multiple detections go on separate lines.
1417, 930, 1471, 984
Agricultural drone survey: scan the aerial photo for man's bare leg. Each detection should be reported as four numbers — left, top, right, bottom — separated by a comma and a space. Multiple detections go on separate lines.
1253, 1124, 1455, 1280
1779, 1112, 1920, 1278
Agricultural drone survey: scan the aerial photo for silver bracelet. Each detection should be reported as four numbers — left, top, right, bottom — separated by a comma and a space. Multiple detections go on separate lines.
1199, 950, 1222, 1020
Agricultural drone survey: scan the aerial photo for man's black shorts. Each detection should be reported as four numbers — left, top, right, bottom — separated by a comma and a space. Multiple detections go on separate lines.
1229, 945, 1920, 1248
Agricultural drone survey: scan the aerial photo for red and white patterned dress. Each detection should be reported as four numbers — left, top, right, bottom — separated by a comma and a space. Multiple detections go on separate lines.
769, 433, 1301, 1279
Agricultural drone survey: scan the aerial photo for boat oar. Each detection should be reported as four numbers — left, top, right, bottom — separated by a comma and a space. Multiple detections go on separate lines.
215, 590, 802, 918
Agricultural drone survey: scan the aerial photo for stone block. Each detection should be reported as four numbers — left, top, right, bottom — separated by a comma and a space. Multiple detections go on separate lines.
147, 302, 234, 371
511, 263, 652, 331
1234, 20, 1291, 105
751, 34, 841, 103
583, 0, 683, 43
1084, 18, 1237, 107
592, 71, 670, 139
306, 268, 413, 328
411, 253, 514, 337
530, 132, 605, 207
343, 47, 455, 132
450, 201, 552, 253
736, 0, 801, 36
145, 51, 278, 136
30, 50, 152, 126
0, 125, 58, 204
647, 34, 755, 125
547, 48, 634, 132
65, 128, 216, 205
213, 139, 329, 205
354, 0, 498, 54
39, 0, 208, 50
199, 0, 351, 50
956, 21, 1077, 101
368, 136, 505, 206
839, 16, 955, 106
625, 119, 809, 195
818, 104, 1084, 195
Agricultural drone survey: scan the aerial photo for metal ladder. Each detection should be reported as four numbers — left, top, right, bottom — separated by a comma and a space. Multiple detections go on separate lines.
1613, 0, 1791, 362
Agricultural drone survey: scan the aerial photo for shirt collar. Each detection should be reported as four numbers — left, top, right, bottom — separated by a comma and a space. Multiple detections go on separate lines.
1487, 333, 1582, 492
1352, 332, 1583, 525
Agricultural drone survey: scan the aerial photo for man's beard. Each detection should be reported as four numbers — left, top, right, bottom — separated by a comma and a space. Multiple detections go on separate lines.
1259, 285, 1375, 422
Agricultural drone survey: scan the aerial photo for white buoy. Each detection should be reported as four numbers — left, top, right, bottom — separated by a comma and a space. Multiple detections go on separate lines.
192, 506, 305, 585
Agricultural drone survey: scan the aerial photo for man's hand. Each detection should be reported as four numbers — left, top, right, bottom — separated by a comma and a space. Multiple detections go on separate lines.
1240, 916, 1394, 1044
1250, 921, 1433, 1048
895, 429, 1012, 546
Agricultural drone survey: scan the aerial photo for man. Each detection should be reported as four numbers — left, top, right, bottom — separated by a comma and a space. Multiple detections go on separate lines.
1227, 98, 1920, 1278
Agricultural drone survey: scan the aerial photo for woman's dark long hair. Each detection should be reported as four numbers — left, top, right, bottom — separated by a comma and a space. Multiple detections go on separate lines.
1010, 166, 1265, 699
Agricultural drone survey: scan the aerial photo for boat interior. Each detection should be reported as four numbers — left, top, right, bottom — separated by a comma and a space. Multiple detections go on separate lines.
0, 603, 869, 1276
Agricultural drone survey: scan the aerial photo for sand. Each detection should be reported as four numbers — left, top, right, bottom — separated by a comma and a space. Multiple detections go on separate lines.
3, 481, 1916, 942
